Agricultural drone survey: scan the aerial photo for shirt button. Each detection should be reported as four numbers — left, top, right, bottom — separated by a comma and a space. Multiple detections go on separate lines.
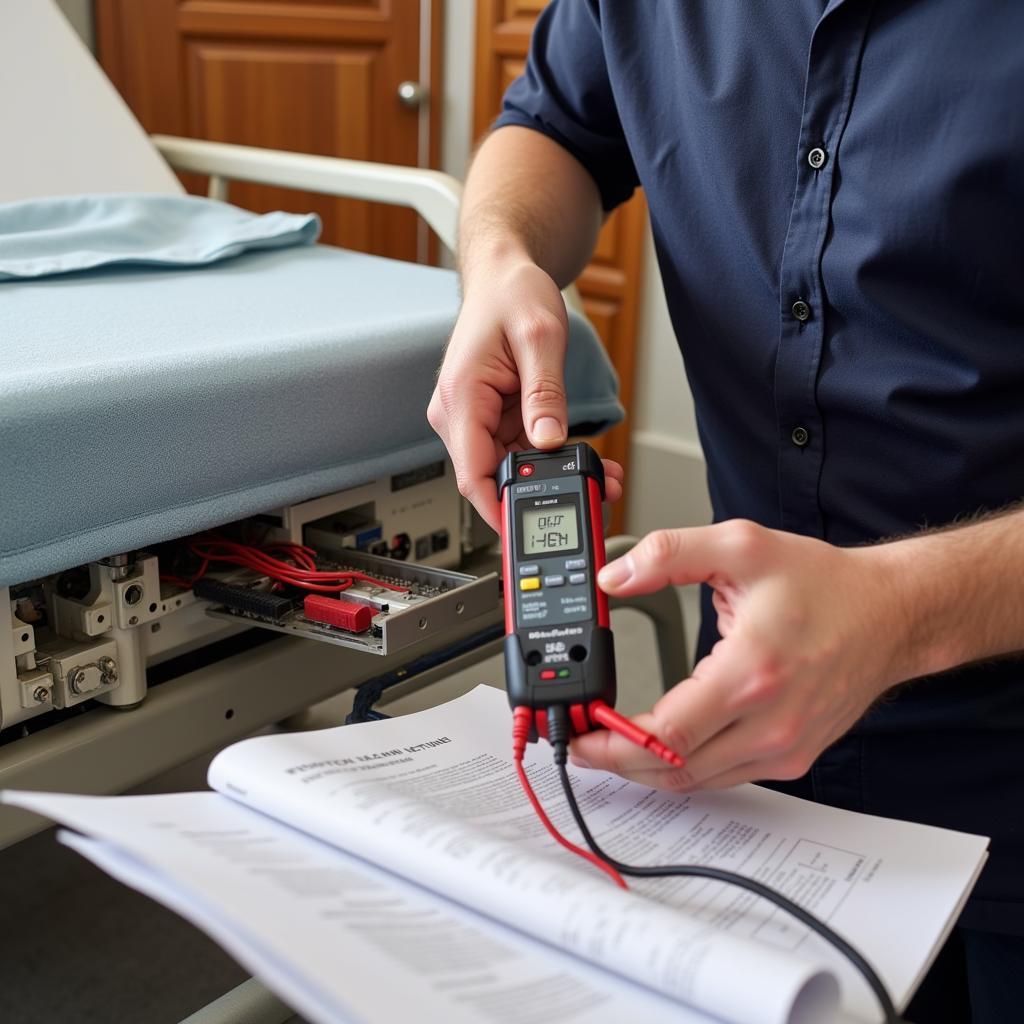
791, 299, 811, 322
791, 426, 810, 447
807, 146, 827, 170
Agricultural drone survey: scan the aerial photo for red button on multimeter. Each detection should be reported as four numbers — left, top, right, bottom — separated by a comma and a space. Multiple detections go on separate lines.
497, 443, 614, 737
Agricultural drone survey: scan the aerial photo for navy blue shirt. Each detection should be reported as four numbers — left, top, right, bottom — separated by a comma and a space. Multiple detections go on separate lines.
496, 1, 1024, 933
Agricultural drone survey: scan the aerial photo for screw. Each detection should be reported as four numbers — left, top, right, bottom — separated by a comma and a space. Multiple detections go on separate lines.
67, 667, 88, 694
32, 686, 49, 704
101, 554, 132, 580
98, 657, 118, 684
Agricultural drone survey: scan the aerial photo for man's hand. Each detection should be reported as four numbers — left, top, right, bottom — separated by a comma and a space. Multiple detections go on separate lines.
427, 258, 622, 531
571, 521, 914, 790
427, 126, 620, 531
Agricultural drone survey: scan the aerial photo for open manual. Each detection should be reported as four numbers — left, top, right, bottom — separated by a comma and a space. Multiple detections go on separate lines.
3, 686, 987, 1024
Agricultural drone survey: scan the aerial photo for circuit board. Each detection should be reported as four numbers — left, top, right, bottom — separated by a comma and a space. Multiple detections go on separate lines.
196, 547, 498, 656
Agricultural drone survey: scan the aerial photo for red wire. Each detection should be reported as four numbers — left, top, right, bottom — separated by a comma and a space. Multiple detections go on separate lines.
160, 534, 407, 594
510, 703, 685, 887
514, 761, 626, 888
159, 556, 212, 590
512, 707, 626, 889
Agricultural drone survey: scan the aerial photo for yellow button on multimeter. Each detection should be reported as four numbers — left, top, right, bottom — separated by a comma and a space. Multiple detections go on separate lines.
519, 577, 541, 591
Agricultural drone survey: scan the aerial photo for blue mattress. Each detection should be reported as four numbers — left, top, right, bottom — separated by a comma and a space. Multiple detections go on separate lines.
0, 245, 621, 586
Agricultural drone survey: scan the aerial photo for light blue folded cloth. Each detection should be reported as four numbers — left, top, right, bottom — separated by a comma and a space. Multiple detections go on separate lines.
0, 194, 321, 280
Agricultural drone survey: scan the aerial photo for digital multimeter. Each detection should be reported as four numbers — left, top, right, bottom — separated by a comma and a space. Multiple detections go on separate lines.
497, 443, 615, 728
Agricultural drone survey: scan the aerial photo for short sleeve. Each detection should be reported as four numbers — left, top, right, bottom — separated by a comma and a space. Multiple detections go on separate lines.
492, 0, 639, 212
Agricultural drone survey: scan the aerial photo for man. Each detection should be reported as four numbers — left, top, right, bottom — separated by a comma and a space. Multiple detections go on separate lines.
427, 3, 1024, 1018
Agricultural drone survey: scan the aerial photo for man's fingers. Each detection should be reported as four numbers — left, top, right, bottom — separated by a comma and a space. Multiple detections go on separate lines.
604, 476, 623, 504
441, 406, 503, 531
674, 714, 811, 789
601, 459, 624, 504
429, 369, 508, 530
602, 459, 624, 484
507, 308, 569, 449
572, 633, 774, 792
687, 747, 816, 791
685, 763, 761, 791
568, 756, 693, 791
597, 520, 767, 595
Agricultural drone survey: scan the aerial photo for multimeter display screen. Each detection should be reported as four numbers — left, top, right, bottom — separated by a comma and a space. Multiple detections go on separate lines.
521, 504, 579, 554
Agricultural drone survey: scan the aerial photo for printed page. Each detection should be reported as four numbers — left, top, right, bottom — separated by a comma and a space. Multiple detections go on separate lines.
206, 688, 851, 1024
4, 790, 707, 1024
208, 686, 987, 1024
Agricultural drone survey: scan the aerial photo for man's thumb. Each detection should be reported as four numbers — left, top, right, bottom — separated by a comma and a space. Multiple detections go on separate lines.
511, 313, 568, 449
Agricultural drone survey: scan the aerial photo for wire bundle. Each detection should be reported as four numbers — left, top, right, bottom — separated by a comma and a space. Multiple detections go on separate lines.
161, 534, 407, 594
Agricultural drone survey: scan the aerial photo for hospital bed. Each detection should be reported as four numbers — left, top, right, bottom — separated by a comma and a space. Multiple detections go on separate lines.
0, 4, 689, 1022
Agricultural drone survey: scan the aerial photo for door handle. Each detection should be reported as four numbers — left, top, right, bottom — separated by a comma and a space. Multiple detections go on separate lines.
397, 81, 428, 109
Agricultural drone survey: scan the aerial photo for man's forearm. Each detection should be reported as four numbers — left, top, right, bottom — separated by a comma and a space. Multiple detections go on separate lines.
870, 506, 1024, 682
458, 126, 604, 291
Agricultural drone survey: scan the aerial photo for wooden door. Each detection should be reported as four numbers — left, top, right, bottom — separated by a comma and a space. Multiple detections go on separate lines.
474, 0, 647, 534
96, 0, 443, 262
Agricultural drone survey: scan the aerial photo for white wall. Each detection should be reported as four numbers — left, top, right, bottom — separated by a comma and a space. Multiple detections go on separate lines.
440, 0, 476, 183
54, 0, 93, 50
437, 0, 475, 268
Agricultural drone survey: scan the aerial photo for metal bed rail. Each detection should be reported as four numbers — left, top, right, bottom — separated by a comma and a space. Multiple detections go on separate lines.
151, 134, 585, 313
153, 134, 463, 256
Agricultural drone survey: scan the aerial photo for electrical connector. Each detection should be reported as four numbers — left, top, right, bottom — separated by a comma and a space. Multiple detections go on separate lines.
303, 595, 373, 633
192, 579, 295, 621
546, 705, 571, 765
512, 705, 533, 762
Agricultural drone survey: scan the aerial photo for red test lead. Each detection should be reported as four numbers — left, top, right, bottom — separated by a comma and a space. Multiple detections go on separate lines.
511, 707, 626, 889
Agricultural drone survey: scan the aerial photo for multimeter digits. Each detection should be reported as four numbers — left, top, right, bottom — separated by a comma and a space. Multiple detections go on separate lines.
497, 443, 615, 736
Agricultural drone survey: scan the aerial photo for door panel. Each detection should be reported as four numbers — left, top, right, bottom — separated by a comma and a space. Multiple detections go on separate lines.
97, 0, 439, 261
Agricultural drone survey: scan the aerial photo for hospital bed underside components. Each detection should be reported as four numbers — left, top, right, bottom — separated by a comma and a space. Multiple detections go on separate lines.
0, 137, 689, 863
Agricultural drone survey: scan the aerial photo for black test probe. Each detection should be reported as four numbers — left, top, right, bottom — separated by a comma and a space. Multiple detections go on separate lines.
497, 443, 905, 1024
